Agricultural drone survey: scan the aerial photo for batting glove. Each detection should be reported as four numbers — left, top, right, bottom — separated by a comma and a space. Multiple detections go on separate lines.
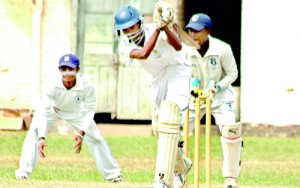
161, 4, 174, 23
153, 5, 166, 29
153, 0, 174, 29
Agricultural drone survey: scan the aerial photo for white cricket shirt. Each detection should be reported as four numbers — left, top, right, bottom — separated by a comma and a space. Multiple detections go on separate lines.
38, 73, 96, 137
118, 23, 191, 109
184, 35, 238, 107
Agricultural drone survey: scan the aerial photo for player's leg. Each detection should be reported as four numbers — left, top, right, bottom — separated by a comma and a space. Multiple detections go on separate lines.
152, 108, 160, 137
69, 119, 124, 182
165, 75, 193, 188
14, 126, 39, 180
221, 122, 242, 188
15, 109, 56, 179
152, 100, 181, 187
173, 142, 193, 188
213, 102, 242, 188
152, 106, 193, 188
151, 106, 192, 188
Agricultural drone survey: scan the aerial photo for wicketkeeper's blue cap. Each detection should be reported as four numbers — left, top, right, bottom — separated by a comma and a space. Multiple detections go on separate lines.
58, 54, 80, 68
185, 13, 212, 31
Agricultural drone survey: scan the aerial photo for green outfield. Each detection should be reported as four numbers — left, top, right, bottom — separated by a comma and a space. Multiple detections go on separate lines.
0, 130, 299, 187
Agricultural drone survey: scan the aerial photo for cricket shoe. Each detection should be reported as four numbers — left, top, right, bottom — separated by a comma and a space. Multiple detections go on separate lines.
15, 169, 29, 180
224, 177, 238, 188
173, 173, 185, 188
110, 174, 125, 183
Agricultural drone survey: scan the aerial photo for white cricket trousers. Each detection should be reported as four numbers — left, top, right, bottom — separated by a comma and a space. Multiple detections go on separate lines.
188, 101, 236, 132
17, 110, 121, 180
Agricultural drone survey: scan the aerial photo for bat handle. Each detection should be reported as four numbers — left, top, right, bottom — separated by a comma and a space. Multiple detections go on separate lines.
172, 23, 180, 32
171, 23, 182, 38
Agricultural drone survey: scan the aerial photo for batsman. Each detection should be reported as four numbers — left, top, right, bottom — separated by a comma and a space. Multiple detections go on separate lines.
184, 13, 243, 188
114, 1, 192, 187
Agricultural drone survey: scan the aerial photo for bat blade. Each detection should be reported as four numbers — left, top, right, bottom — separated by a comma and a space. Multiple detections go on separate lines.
172, 23, 200, 49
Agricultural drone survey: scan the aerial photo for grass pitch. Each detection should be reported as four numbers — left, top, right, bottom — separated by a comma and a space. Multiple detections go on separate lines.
0, 130, 300, 187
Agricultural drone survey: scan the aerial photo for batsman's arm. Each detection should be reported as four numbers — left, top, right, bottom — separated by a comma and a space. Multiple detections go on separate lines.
162, 25, 182, 51
154, 1, 181, 50
130, 29, 161, 59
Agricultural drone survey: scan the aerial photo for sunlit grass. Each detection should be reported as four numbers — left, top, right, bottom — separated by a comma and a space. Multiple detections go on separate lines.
0, 130, 299, 187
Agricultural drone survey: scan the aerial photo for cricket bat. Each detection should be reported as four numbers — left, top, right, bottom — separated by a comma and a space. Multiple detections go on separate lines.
172, 23, 200, 49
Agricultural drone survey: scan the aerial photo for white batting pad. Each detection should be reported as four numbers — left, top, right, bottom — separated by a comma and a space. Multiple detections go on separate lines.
158, 101, 181, 133
221, 122, 242, 139
154, 100, 181, 187
221, 123, 242, 178
152, 110, 159, 137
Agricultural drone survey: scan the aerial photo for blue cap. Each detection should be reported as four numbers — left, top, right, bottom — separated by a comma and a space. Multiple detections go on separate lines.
59, 54, 80, 68
185, 13, 212, 31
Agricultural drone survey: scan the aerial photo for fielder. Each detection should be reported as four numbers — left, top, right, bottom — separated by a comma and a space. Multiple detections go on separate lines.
184, 13, 243, 188
15, 54, 125, 183
114, 2, 192, 188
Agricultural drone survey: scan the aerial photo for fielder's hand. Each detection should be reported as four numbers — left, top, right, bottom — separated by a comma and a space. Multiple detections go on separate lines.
38, 138, 46, 158
204, 80, 220, 98
206, 84, 221, 96
74, 131, 84, 154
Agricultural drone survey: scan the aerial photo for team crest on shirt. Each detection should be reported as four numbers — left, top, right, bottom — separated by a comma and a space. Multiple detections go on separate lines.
210, 58, 217, 66
226, 102, 234, 111
75, 95, 82, 103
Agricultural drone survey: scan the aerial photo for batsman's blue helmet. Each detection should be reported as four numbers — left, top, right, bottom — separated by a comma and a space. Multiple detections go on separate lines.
114, 6, 141, 31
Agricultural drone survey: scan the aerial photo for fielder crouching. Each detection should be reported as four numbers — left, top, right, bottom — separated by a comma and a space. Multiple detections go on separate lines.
14, 54, 125, 183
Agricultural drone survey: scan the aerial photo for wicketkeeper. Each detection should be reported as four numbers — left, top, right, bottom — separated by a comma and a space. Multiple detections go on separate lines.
184, 13, 243, 188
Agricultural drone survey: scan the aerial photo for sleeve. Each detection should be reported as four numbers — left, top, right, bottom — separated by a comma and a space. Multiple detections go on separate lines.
37, 87, 56, 138
217, 45, 238, 89
80, 83, 97, 132
180, 43, 194, 65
